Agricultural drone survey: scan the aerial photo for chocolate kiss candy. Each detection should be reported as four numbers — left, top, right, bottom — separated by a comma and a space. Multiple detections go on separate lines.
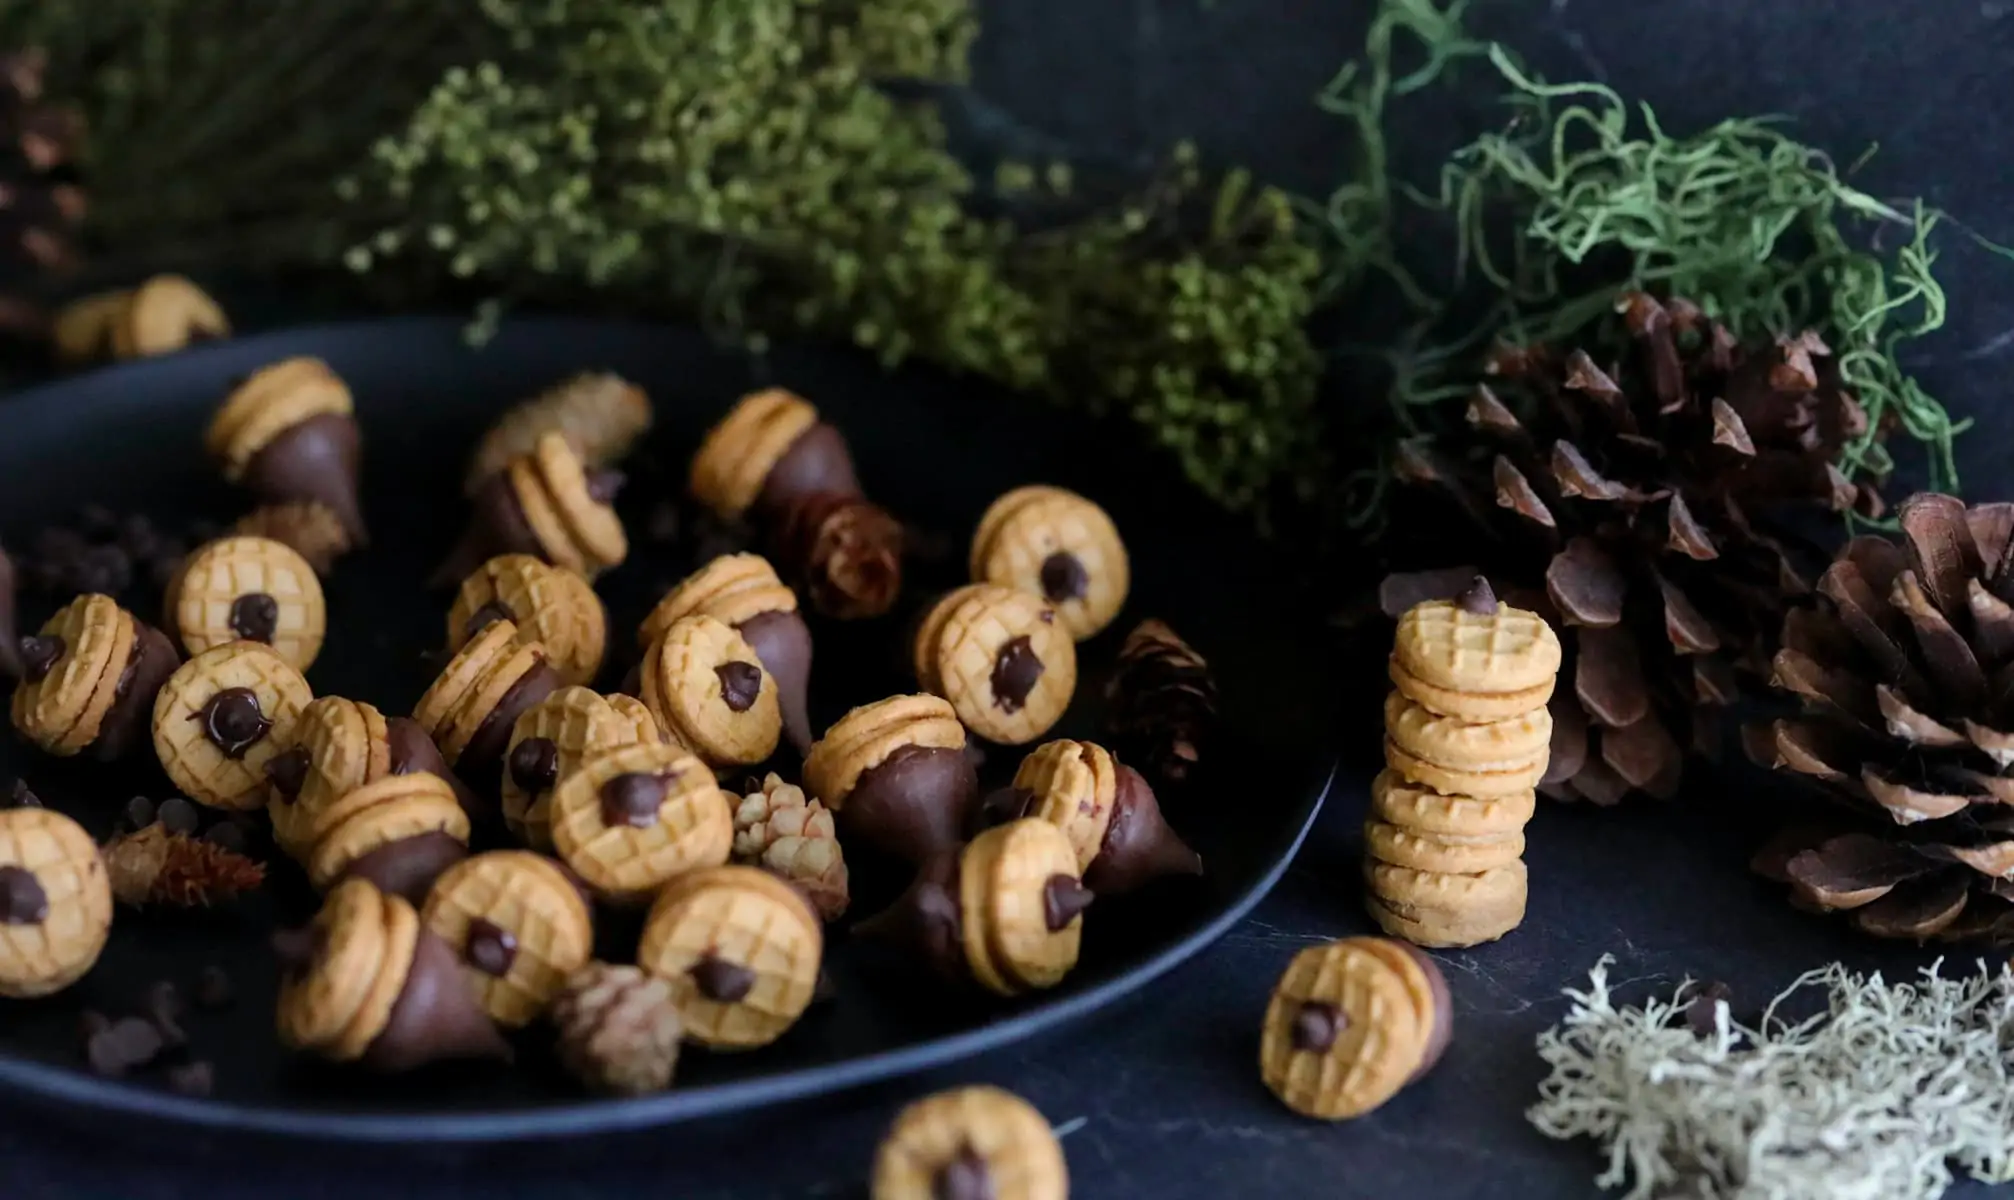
841, 744, 977, 866
0, 542, 18, 681
853, 849, 967, 984
91, 621, 180, 763
340, 832, 468, 904
735, 609, 814, 754
384, 717, 487, 820
245, 411, 368, 545
429, 471, 542, 588
1081, 765, 1203, 895
362, 926, 512, 1072
755, 421, 861, 521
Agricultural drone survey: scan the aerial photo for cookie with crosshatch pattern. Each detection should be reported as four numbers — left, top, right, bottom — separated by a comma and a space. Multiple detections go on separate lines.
1391, 580, 1560, 706
969, 484, 1129, 641
10, 592, 178, 763
549, 740, 734, 904
421, 850, 594, 1029
446, 553, 607, 688
0, 807, 112, 998
168, 535, 326, 672
502, 686, 649, 852
152, 641, 312, 810
305, 773, 470, 900
635, 865, 822, 1049
1259, 936, 1451, 1120
870, 1084, 1069, 1200
913, 584, 1077, 746
637, 613, 781, 768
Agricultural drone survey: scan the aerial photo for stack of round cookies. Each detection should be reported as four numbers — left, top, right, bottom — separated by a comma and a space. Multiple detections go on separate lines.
1367, 578, 1559, 948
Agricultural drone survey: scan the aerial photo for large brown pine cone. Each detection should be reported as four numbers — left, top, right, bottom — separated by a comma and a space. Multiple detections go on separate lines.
1382, 293, 1876, 805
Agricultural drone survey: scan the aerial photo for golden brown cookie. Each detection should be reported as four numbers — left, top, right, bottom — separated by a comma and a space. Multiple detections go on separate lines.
0, 807, 113, 998
1366, 860, 1528, 949
9, 593, 133, 756
465, 372, 651, 495
1259, 937, 1451, 1120
638, 614, 781, 768
502, 686, 639, 851
636, 865, 822, 1050
1383, 739, 1548, 799
800, 694, 975, 864
688, 388, 821, 519
1388, 656, 1554, 722
169, 535, 327, 671
970, 485, 1129, 641
871, 1085, 1070, 1200
1009, 739, 1118, 871
307, 773, 472, 894
1363, 818, 1524, 874
527, 430, 628, 576
111, 274, 229, 358
967, 818, 1088, 996
421, 850, 596, 1028
205, 357, 353, 481
152, 641, 313, 810
269, 695, 392, 861
1368, 770, 1535, 839
914, 585, 1077, 746
53, 290, 127, 364
1383, 691, 1552, 771
446, 553, 607, 687
637, 552, 799, 648
605, 693, 663, 746
549, 741, 734, 904
1391, 589, 1562, 702
411, 618, 563, 772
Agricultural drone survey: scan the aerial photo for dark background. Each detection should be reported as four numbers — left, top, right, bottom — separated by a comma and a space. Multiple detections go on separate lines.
5, 0, 2014, 1195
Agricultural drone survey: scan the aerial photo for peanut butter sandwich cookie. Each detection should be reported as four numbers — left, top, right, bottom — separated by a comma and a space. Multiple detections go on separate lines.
111, 274, 230, 359
411, 618, 563, 786
302, 773, 472, 901
803, 694, 977, 865
636, 865, 822, 1050
0, 807, 113, 998
435, 431, 627, 585
982, 739, 1200, 895
1260, 936, 1452, 1120
639, 553, 814, 754
168, 535, 327, 672
152, 641, 311, 810
266, 696, 477, 861
688, 388, 861, 522
549, 741, 733, 904
1381, 691, 1551, 797
1369, 769, 1535, 839
1367, 859, 1529, 949
206, 356, 367, 543
422, 850, 596, 1028
858, 817, 1093, 997
275, 878, 509, 1071
503, 686, 648, 852
914, 584, 1077, 746
466, 372, 652, 494
871, 1085, 1069, 1200
1390, 578, 1560, 718
10, 592, 178, 762
447, 553, 608, 687
637, 613, 781, 770
970, 485, 1129, 641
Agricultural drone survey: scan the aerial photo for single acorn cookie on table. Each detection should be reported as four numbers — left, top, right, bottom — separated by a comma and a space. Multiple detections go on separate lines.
549, 740, 733, 905
858, 818, 1093, 998
871, 1085, 1069, 1200
983, 739, 1200, 895
503, 686, 656, 852
1259, 936, 1452, 1120
970, 484, 1129, 641
636, 865, 823, 1050
803, 695, 977, 866
434, 431, 627, 586
914, 584, 1077, 746
411, 618, 563, 790
446, 553, 607, 688
636, 613, 782, 770
266, 695, 478, 862
11, 593, 180, 762
206, 357, 367, 544
152, 641, 312, 810
166, 535, 327, 672
465, 372, 652, 495
421, 850, 596, 1029
0, 806, 113, 998
299, 774, 472, 902
688, 388, 860, 523
638, 553, 814, 755
275, 877, 510, 1072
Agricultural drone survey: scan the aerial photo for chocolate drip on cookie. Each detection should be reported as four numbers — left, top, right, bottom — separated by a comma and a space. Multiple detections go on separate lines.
228, 593, 280, 643
601, 772, 670, 828
854, 848, 967, 984
0, 866, 48, 924
990, 636, 1044, 713
1081, 765, 1203, 895
734, 608, 814, 754
714, 661, 764, 713
361, 927, 511, 1072
244, 411, 368, 545
90, 621, 179, 762
842, 744, 977, 865
1039, 551, 1089, 604
193, 688, 272, 759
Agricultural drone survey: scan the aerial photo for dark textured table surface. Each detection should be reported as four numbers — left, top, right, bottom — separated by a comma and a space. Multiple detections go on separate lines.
6, 1, 2014, 1196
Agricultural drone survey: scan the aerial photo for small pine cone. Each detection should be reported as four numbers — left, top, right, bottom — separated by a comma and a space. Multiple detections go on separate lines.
465, 373, 652, 494
1103, 619, 1216, 788
773, 492, 903, 620
734, 773, 849, 920
551, 963, 682, 1096
232, 502, 352, 575
102, 824, 265, 908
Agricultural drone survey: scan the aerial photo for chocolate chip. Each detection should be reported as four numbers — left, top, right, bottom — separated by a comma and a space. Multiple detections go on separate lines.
1041, 874, 1094, 931
191, 688, 271, 759
689, 955, 755, 1003
465, 919, 518, 977
0, 866, 47, 924
1291, 1000, 1342, 1052
157, 796, 200, 835
122, 795, 157, 830
508, 737, 560, 794
1456, 576, 1498, 615
601, 772, 669, 828
586, 468, 625, 506
271, 927, 321, 980
715, 661, 764, 713
932, 1146, 994, 1200
195, 965, 233, 1009
1039, 551, 1089, 603
6, 780, 41, 809
202, 821, 247, 853
19, 634, 62, 683
147, 980, 188, 1048
265, 747, 310, 800
167, 1060, 214, 1097
86, 1016, 163, 1078
463, 601, 514, 640
989, 635, 1045, 713
228, 592, 280, 643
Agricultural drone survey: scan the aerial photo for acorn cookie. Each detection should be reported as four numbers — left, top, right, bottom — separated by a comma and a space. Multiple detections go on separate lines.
465, 372, 652, 494
639, 553, 814, 754
914, 584, 1077, 746
206, 357, 367, 544
300, 773, 472, 901
0, 807, 113, 998
503, 686, 652, 851
167, 535, 327, 672
549, 741, 733, 904
987, 739, 1200, 895
871, 1085, 1069, 1200
112, 274, 231, 358
803, 694, 977, 865
858, 818, 1093, 997
411, 618, 562, 786
275, 878, 510, 1071
637, 613, 782, 770
447, 553, 607, 687
1260, 937, 1452, 1120
636, 865, 822, 1050
10, 592, 179, 762
688, 388, 860, 522
435, 431, 627, 585
152, 641, 312, 810
970, 485, 1129, 641
421, 850, 596, 1028
266, 695, 476, 861
1389, 580, 1561, 719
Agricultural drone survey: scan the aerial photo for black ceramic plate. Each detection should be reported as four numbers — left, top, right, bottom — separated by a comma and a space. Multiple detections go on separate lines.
0, 317, 1333, 1142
